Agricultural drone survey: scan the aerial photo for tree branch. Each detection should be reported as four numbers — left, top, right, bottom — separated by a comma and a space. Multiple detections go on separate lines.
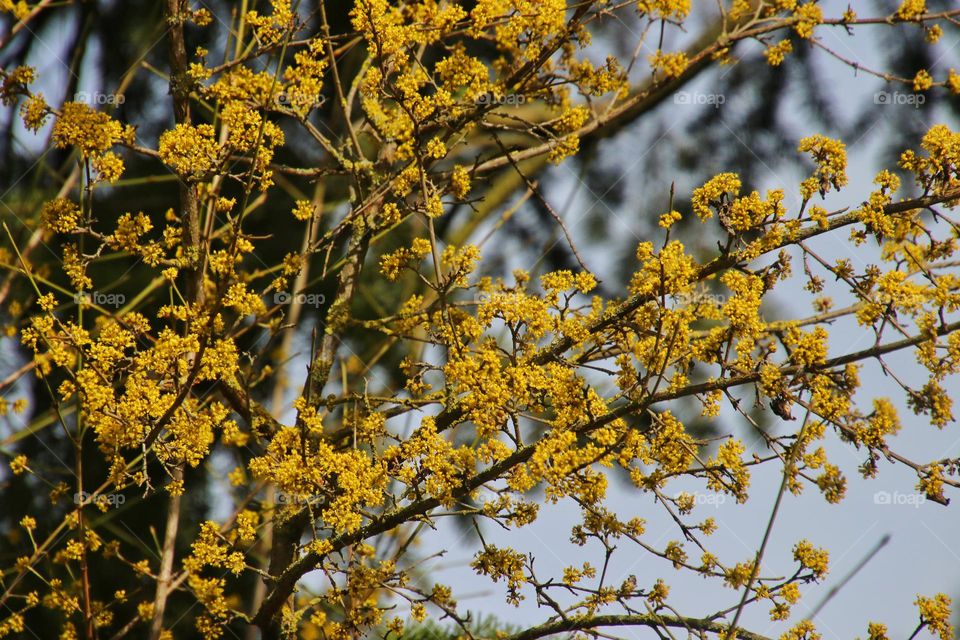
149, 2, 205, 638
501, 613, 774, 640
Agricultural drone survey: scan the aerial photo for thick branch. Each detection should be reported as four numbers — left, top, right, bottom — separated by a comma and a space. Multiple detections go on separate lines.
150, 2, 204, 638
165, 0, 203, 305
502, 613, 773, 640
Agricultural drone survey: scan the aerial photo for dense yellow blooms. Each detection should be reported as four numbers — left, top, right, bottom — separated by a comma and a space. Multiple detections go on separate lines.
947, 69, 960, 94
899, 124, 960, 197
896, 0, 927, 21
52, 102, 125, 156
0, 0, 30, 20
793, 540, 829, 579
250, 423, 386, 532
0, 65, 33, 104
159, 123, 220, 180
915, 594, 954, 640
793, 3, 823, 39
19, 92, 48, 131
798, 134, 848, 199
40, 198, 81, 234
636, 0, 691, 20
780, 620, 821, 640
914, 69, 934, 92
2, 2, 958, 638
450, 165, 471, 199
692, 172, 741, 221
765, 40, 794, 66
648, 50, 689, 79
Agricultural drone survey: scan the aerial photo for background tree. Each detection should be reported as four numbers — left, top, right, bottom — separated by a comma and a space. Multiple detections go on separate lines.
1, 1, 959, 638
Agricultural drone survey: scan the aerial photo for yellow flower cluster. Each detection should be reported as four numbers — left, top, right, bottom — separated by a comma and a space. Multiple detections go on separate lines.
947, 70, 960, 94
62, 245, 91, 290
853, 399, 901, 447
569, 55, 629, 98
915, 594, 953, 640
0, 65, 34, 105
648, 50, 689, 79
798, 134, 847, 199
385, 415, 475, 507
549, 105, 590, 164
282, 39, 328, 118
471, 545, 527, 605
784, 326, 828, 367
158, 123, 219, 180
896, 0, 927, 21
648, 411, 695, 476
435, 44, 494, 105
658, 209, 682, 228
205, 66, 279, 106
450, 165, 472, 199
793, 539, 829, 579
629, 240, 698, 297
636, 0, 691, 20
0, 0, 29, 20
708, 439, 751, 501
245, 0, 294, 46
765, 40, 793, 67
692, 172, 741, 221
793, 3, 823, 39
53, 101, 125, 156
19, 93, 48, 131
725, 189, 786, 232
913, 69, 934, 92
853, 170, 900, 241
480, 0, 566, 65
249, 423, 386, 533
40, 198, 81, 234
899, 124, 960, 197
780, 620, 820, 640
379, 237, 433, 281
769, 582, 802, 620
